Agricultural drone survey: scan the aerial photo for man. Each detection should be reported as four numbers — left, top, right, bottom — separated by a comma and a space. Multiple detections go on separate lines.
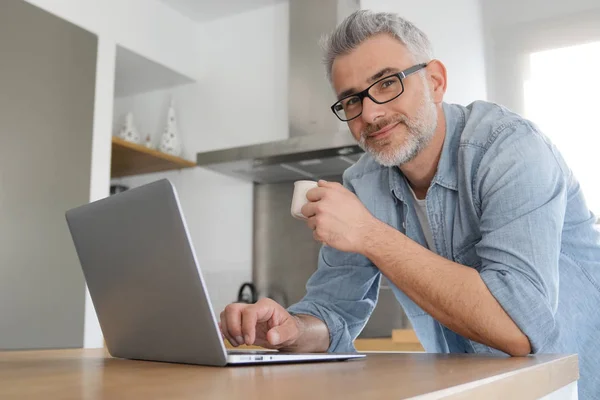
220, 10, 600, 397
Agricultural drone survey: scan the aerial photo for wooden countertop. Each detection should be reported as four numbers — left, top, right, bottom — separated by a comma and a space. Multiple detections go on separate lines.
0, 349, 578, 399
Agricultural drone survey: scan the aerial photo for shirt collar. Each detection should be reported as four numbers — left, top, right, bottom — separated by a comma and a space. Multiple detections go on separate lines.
432, 102, 463, 191
387, 102, 464, 201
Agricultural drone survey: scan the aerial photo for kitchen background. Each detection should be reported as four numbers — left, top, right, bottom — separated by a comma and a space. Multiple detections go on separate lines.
1, 0, 599, 350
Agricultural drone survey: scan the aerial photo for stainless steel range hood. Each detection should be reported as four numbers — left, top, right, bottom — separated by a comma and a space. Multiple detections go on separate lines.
196, 0, 363, 184
196, 132, 362, 183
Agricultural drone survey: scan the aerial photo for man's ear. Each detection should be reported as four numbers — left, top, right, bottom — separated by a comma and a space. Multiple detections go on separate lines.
426, 59, 447, 104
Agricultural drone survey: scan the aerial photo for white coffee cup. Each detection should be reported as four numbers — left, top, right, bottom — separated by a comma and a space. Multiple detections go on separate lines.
291, 180, 319, 220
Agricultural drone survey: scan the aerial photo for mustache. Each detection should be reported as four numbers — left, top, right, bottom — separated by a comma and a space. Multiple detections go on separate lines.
361, 114, 408, 138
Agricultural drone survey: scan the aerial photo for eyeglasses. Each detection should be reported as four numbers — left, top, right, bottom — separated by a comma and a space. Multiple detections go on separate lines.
330, 63, 428, 122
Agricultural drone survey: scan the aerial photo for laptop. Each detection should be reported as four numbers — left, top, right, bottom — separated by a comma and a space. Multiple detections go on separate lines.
65, 178, 364, 366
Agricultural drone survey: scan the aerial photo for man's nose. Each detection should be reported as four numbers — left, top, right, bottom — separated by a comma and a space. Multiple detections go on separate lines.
360, 96, 386, 124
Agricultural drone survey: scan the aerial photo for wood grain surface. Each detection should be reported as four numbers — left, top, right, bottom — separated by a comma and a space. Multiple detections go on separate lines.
0, 349, 578, 400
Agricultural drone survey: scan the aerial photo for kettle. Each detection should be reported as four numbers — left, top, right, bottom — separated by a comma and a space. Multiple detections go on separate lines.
237, 282, 258, 304
236, 282, 289, 307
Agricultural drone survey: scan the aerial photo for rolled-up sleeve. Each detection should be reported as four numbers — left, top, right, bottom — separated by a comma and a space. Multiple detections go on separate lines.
286, 174, 381, 353
287, 246, 381, 353
472, 122, 568, 354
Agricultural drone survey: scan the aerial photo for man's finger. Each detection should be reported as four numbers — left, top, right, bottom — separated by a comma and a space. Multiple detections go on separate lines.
224, 304, 245, 346
240, 306, 258, 345
301, 202, 317, 219
220, 313, 238, 347
218, 322, 231, 342
242, 303, 276, 345
317, 179, 341, 189
306, 216, 317, 230
306, 187, 327, 202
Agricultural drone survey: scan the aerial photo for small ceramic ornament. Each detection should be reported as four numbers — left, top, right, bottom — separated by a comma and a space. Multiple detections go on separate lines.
159, 99, 183, 156
118, 112, 141, 144
144, 134, 154, 149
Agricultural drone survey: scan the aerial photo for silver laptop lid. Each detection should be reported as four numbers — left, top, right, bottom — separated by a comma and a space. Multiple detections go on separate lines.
66, 179, 228, 366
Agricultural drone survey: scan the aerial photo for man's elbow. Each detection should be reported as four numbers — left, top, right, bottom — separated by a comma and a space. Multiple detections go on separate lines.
505, 334, 532, 356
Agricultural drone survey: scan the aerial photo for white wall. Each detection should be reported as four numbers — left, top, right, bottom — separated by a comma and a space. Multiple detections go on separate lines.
23, 0, 202, 348
361, 0, 488, 105
112, 2, 290, 319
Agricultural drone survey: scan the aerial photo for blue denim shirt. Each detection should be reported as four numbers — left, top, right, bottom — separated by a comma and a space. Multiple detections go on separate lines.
287, 101, 600, 398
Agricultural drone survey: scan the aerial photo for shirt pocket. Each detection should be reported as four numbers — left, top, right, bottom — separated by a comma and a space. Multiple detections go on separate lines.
454, 240, 483, 271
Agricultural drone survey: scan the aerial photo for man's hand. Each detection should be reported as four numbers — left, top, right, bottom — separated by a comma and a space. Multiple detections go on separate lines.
301, 180, 378, 253
219, 298, 302, 349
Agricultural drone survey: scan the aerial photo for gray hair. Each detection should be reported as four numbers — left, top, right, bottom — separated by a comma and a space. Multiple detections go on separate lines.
322, 10, 434, 82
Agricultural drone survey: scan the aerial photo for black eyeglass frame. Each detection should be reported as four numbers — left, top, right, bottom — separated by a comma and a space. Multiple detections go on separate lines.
330, 62, 429, 122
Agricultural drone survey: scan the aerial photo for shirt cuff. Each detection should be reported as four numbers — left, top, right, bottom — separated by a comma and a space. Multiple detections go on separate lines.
479, 267, 557, 354
287, 301, 356, 353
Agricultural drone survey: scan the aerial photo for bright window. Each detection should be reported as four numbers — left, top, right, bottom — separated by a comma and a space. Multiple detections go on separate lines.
524, 41, 600, 215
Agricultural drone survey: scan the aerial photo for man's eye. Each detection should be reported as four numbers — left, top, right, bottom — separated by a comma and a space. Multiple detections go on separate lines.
380, 78, 398, 89
344, 97, 360, 107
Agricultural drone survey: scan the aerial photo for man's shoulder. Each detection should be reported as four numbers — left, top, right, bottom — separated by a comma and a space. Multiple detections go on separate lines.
457, 100, 537, 150
456, 101, 564, 181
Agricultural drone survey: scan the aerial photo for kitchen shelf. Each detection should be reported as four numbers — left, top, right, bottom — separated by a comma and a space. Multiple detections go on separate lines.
111, 136, 196, 178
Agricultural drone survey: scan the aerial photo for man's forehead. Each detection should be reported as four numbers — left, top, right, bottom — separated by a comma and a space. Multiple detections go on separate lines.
333, 66, 402, 99
330, 34, 413, 93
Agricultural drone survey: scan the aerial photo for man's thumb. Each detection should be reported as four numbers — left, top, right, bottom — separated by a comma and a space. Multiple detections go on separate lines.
267, 317, 299, 345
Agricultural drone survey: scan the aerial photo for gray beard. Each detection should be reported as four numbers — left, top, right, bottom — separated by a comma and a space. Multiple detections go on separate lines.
358, 93, 438, 167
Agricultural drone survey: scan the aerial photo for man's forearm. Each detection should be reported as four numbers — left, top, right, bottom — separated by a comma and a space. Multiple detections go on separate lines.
362, 220, 531, 356
281, 314, 330, 352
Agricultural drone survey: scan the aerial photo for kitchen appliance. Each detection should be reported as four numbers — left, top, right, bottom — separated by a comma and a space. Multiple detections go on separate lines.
237, 282, 258, 304
237, 282, 290, 307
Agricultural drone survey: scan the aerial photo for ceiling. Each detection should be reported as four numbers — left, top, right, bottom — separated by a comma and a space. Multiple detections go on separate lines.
158, 0, 288, 22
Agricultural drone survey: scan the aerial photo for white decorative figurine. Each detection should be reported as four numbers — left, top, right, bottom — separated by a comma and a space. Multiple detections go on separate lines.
118, 112, 141, 144
144, 134, 154, 149
159, 98, 183, 156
